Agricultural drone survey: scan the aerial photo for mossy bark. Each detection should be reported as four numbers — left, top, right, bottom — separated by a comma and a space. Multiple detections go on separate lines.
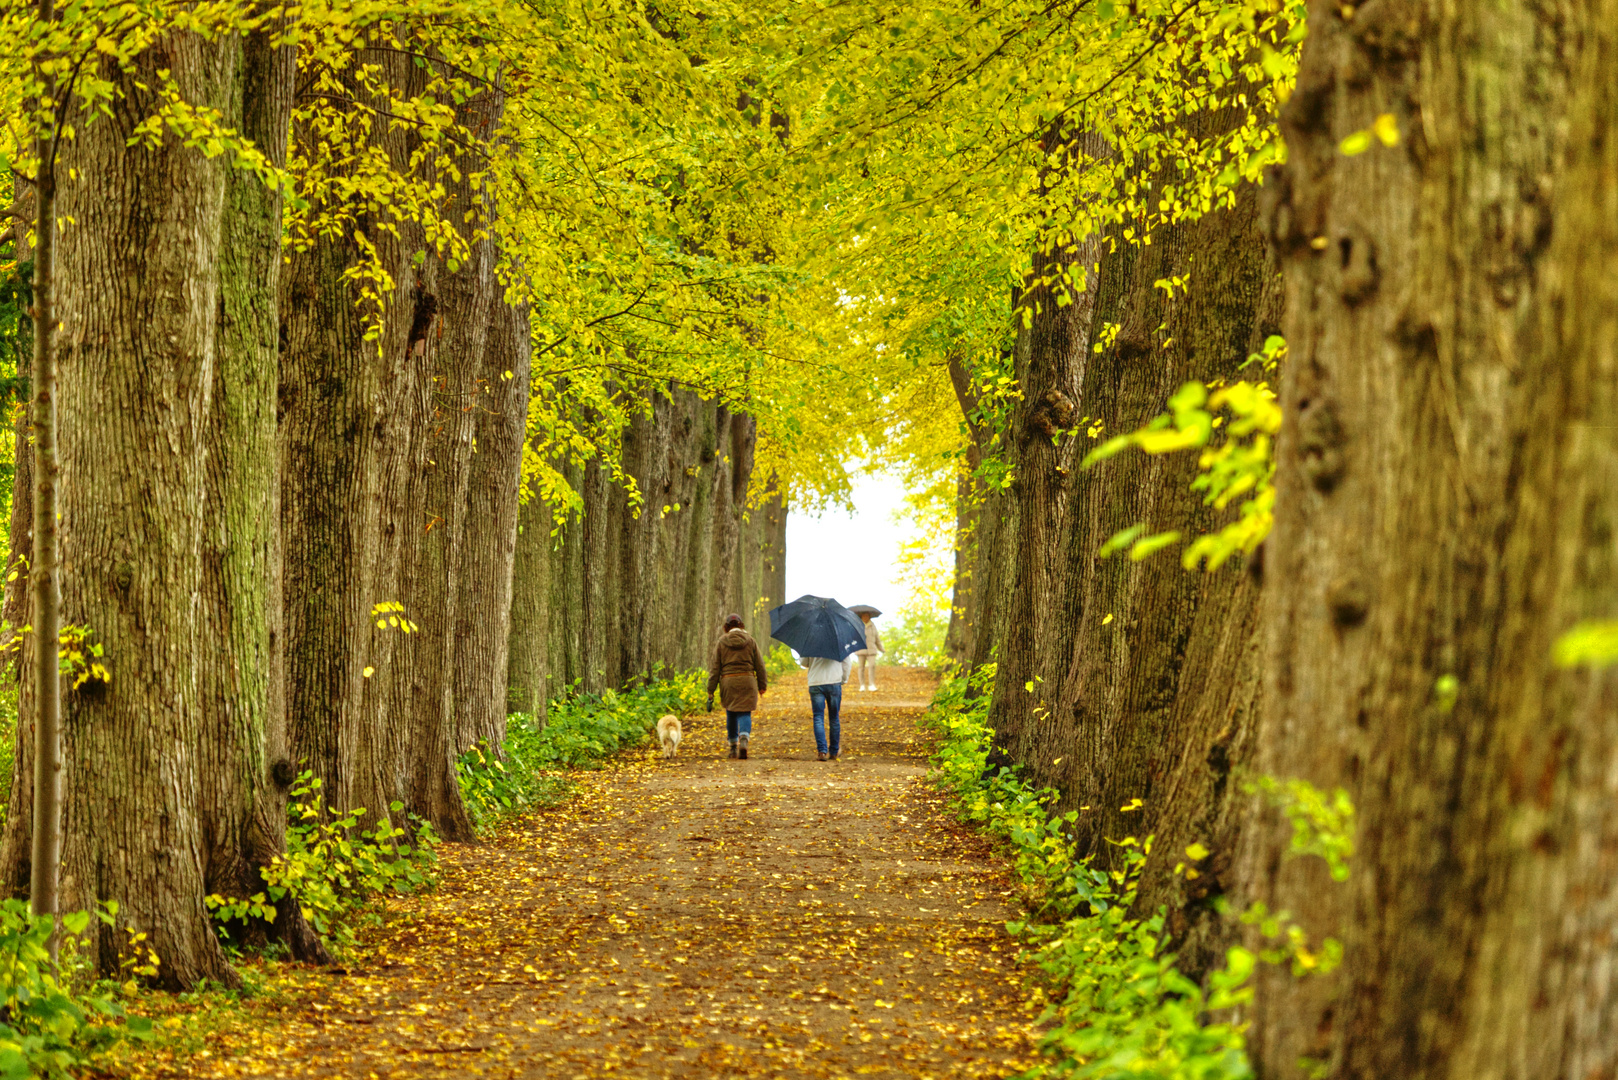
201, 21, 326, 963
1248, 1, 1618, 1073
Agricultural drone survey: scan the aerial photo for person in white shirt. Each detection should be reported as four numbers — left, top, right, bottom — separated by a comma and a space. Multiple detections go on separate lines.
801, 653, 852, 761
854, 613, 883, 690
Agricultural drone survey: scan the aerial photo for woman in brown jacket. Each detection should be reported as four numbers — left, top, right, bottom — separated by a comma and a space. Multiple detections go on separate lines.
706, 613, 768, 759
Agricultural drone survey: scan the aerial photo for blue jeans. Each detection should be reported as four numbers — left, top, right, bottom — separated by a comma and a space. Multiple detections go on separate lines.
809, 684, 842, 756
726, 710, 753, 742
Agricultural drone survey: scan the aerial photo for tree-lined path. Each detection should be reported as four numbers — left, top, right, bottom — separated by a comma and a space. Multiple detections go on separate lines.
207, 667, 1037, 1079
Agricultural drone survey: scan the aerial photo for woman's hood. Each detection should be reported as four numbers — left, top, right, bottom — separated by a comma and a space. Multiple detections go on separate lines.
721, 628, 752, 645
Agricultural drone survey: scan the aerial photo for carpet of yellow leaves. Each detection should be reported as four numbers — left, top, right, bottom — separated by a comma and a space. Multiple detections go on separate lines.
110, 667, 1040, 1078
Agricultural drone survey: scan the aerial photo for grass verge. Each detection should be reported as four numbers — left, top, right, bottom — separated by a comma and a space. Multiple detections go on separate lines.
924, 664, 1254, 1080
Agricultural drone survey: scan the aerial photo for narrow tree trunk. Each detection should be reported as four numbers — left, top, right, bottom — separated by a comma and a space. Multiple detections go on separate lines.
678, 400, 720, 663
26, 3, 61, 949
579, 457, 614, 693
615, 399, 673, 683
505, 498, 550, 720
550, 460, 586, 695
1249, 2, 1618, 1074
454, 298, 531, 751
942, 451, 980, 665
759, 486, 787, 617
945, 355, 988, 666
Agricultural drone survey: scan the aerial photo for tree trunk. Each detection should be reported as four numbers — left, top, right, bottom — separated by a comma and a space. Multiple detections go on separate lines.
505, 499, 550, 720
1049, 188, 1278, 976
579, 456, 615, 693
390, 85, 503, 838
14, 30, 242, 986
200, 20, 326, 963
945, 356, 988, 666
280, 48, 421, 825
1248, 2, 1618, 1075
759, 486, 787, 618
615, 399, 673, 683
26, 3, 62, 955
678, 400, 721, 663
454, 297, 530, 751
984, 227, 1097, 758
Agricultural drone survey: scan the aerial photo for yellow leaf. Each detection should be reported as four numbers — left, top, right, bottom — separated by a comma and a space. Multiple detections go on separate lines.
1338, 129, 1372, 156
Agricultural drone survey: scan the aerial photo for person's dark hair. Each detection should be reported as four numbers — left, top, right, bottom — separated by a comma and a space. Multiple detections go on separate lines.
722, 613, 745, 631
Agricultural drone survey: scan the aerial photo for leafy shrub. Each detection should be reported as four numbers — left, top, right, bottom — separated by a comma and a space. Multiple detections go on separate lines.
925, 667, 1254, 1079
207, 772, 438, 951
763, 641, 799, 677
459, 669, 705, 830
882, 604, 951, 670
0, 900, 152, 1079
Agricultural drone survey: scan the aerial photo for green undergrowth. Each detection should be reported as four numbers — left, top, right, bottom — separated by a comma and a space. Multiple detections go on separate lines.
926, 666, 1254, 1080
206, 772, 441, 956
458, 668, 705, 830
0, 900, 157, 1079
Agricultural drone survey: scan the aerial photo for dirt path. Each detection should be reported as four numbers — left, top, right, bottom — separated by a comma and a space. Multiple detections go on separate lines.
223, 667, 1038, 1078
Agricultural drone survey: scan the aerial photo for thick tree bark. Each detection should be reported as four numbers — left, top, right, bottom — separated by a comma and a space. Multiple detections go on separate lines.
1248, 2, 1618, 1075
454, 298, 531, 751
966, 114, 1280, 977
1, 30, 244, 986
280, 48, 421, 825
1049, 190, 1278, 976
201, 21, 326, 963
985, 228, 1096, 757
390, 84, 504, 838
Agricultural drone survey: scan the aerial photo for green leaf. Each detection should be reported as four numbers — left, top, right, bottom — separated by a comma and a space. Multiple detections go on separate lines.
1128, 531, 1183, 561
1098, 524, 1146, 558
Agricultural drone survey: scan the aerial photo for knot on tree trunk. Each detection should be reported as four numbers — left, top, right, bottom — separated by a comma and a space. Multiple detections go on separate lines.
407, 291, 440, 357
1025, 388, 1077, 441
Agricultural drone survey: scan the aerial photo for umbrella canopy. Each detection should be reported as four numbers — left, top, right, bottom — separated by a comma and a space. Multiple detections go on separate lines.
768, 595, 868, 661
848, 604, 882, 618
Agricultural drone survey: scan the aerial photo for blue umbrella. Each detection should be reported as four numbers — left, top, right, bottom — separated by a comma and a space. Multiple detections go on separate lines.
768, 595, 868, 661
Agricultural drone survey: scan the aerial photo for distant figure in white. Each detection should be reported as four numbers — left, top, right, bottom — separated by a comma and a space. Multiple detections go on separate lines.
656, 714, 683, 759
855, 611, 884, 691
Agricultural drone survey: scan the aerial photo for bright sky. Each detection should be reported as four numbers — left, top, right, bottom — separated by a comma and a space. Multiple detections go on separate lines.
784, 465, 939, 621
